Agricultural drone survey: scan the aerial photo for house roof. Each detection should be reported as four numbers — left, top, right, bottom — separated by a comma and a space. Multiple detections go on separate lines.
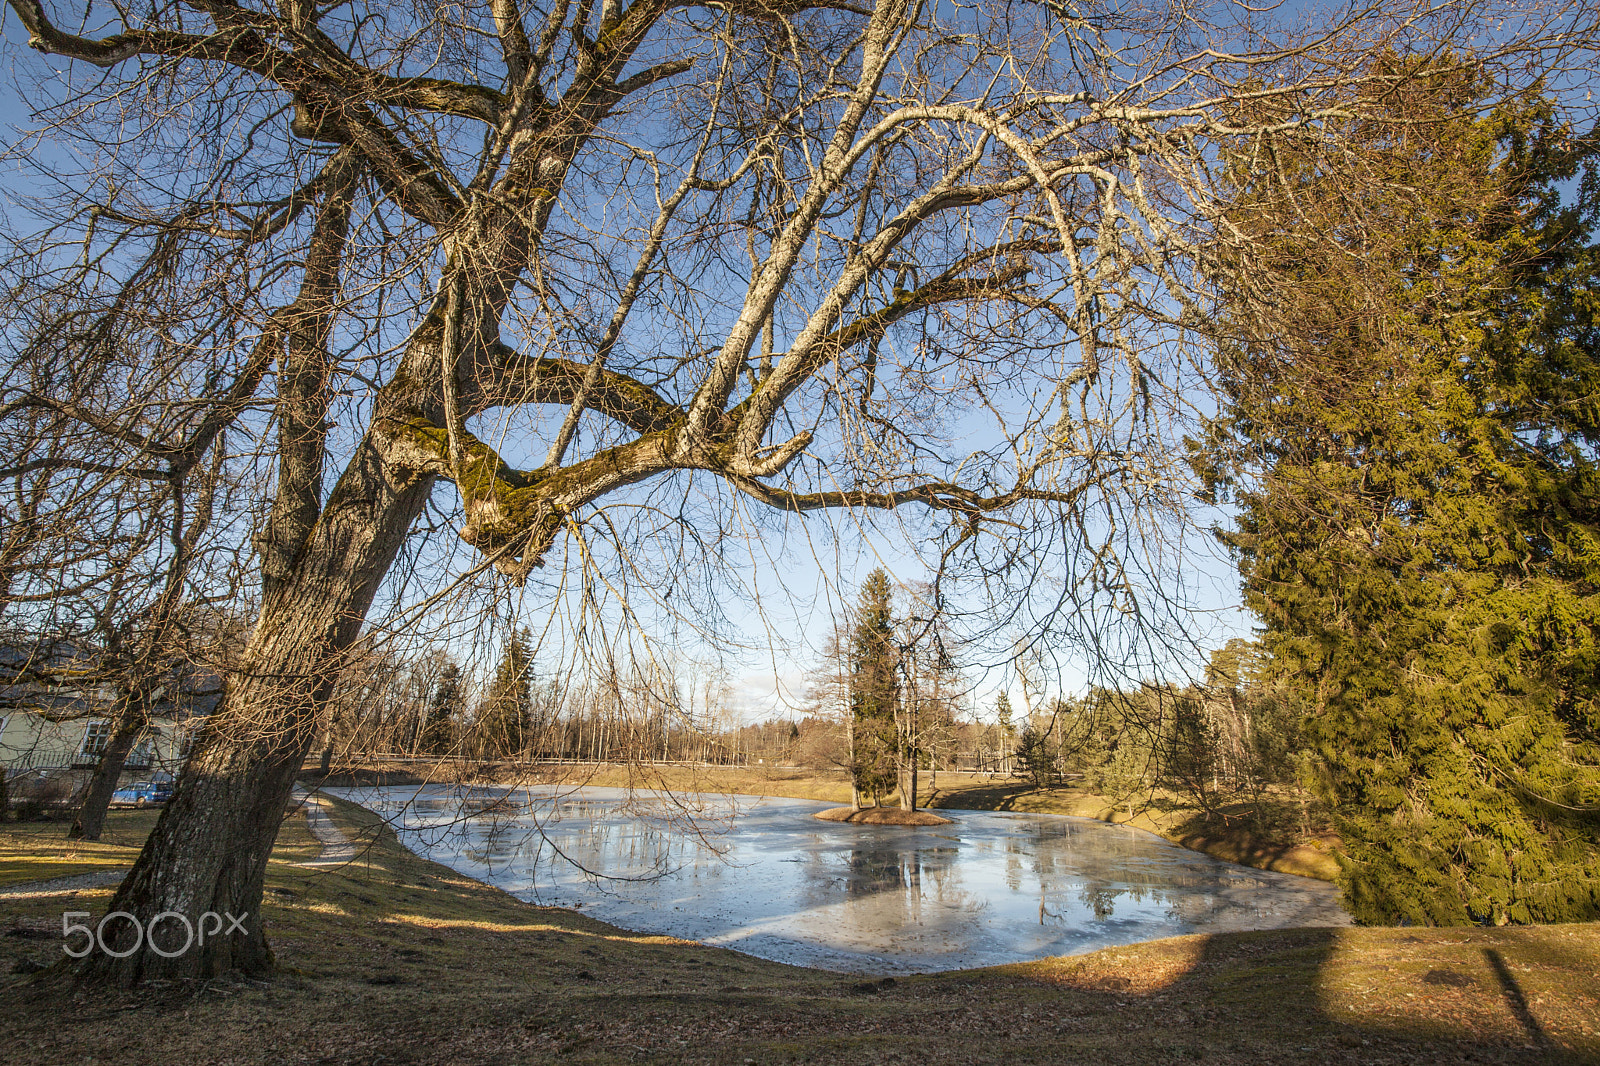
0, 639, 224, 722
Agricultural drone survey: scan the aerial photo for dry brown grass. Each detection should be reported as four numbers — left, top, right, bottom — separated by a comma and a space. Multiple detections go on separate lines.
2, 796, 1595, 1065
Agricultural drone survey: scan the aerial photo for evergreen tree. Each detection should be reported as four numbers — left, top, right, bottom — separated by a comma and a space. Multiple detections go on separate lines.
995, 690, 1014, 737
1204, 77, 1600, 924
848, 569, 899, 805
1084, 687, 1163, 816
1162, 692, 1221, 817
421, 661, 461, 756
993, 690, 1015, 771
1014, 722, 1060, 787
479, 630, 533, 758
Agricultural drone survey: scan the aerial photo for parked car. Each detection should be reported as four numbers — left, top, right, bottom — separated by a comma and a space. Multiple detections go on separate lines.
111, 779, 174, 808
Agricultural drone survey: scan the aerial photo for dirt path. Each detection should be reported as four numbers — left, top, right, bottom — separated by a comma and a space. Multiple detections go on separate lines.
0, 869, 127, 899
291, 791, 358, 866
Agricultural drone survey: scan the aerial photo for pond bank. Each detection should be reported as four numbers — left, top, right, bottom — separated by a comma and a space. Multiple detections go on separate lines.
813, 804, 953, 825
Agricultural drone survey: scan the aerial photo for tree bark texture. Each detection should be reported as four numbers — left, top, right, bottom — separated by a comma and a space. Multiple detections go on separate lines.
81, 436, 433, 983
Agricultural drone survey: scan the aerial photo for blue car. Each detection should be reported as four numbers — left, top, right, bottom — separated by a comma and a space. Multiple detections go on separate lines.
111, 780, 174, 808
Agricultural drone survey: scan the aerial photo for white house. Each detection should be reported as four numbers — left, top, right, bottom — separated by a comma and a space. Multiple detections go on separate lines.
0, 642, 217, 800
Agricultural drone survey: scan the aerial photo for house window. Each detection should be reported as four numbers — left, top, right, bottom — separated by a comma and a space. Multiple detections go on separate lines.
129, 726, 161, 767
80, 722, 112, 757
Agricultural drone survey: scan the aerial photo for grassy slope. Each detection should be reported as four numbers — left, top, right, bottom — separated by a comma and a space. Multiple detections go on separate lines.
918, 776, 1342, 881
2, 797, 1595, 1065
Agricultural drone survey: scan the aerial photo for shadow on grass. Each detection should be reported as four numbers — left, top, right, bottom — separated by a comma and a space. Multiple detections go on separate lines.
1485, 948, 1551, 1051
923, 779, 1043, 812
993, 921, 1594, 1064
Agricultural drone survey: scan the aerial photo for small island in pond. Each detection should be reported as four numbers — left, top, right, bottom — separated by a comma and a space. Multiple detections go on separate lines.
814, 806, 953, 826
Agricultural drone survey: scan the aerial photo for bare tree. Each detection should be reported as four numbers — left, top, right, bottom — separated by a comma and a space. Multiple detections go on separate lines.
65, 458, 244, 842
4, 0, 1596, 982
0, 253, 258, 839
897, 579, 963, 803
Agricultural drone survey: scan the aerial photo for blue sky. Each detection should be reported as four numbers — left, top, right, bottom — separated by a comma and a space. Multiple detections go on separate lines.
0, 3, 1263, 726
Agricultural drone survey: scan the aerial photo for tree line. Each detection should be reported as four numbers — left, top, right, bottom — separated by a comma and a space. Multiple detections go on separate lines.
312, 617, 1017, 773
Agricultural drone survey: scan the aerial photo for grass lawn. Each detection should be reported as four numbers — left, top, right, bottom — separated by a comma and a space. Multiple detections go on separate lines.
2, 796, 1596, 1064
0, 807, 169, 887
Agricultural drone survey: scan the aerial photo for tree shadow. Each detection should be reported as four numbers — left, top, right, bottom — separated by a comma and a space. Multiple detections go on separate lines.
1484, 947, 1551, 1051
1006, 923, 1590, 1063
924, 779, 1042, 812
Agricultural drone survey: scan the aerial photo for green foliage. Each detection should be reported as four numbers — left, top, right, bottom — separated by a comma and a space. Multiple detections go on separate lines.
994, 691, 1014, 737
1054, 689, 1161, 808
1014, 721, 1060, 787
848, 570, 899, 800
479, 631, 532, 758
1201, 643, 1307, 828
1163, 692, 1222, 817
848, 569, 899, 803
1206, 78, 1600, 925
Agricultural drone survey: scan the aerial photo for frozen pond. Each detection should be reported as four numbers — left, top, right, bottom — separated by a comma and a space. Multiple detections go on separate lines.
328, 784, 1348, 974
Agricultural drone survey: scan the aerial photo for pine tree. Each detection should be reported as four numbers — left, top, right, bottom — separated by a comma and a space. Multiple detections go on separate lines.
479, 630, 533, 758
995, 691, 1014, 737
1205, 77, 1600, 925
1162, 692, 1221, 817
848, 569, 899, 805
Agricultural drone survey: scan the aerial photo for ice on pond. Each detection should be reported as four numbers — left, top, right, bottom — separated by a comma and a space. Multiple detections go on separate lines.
328, 784, 1349, 974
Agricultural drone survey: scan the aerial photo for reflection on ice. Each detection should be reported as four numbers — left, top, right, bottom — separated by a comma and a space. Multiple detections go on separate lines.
327, 785, 1349, 973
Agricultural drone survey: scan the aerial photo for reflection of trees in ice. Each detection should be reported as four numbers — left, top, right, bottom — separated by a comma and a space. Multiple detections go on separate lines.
798, 837, 987, 942
1005, 841, 1025, 893
1077, 882, 1121, 921
1011, 819, 1210, 926
335, 784, 738, 894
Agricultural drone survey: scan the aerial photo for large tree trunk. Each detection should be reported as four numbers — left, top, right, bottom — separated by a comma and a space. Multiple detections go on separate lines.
67, 695, 147, 841
66, 70, 630, 983
78, 437, 433, 985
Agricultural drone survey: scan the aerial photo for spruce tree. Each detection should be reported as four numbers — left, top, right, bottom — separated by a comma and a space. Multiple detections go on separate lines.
479, 630, 533, 758
1014, 722, 1059, 787
994, 691, 1015, 772
848, 570, 899, 805
1205, 77, 1600, 925
421, 661, 461, 756
995, 691, 1014, 738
